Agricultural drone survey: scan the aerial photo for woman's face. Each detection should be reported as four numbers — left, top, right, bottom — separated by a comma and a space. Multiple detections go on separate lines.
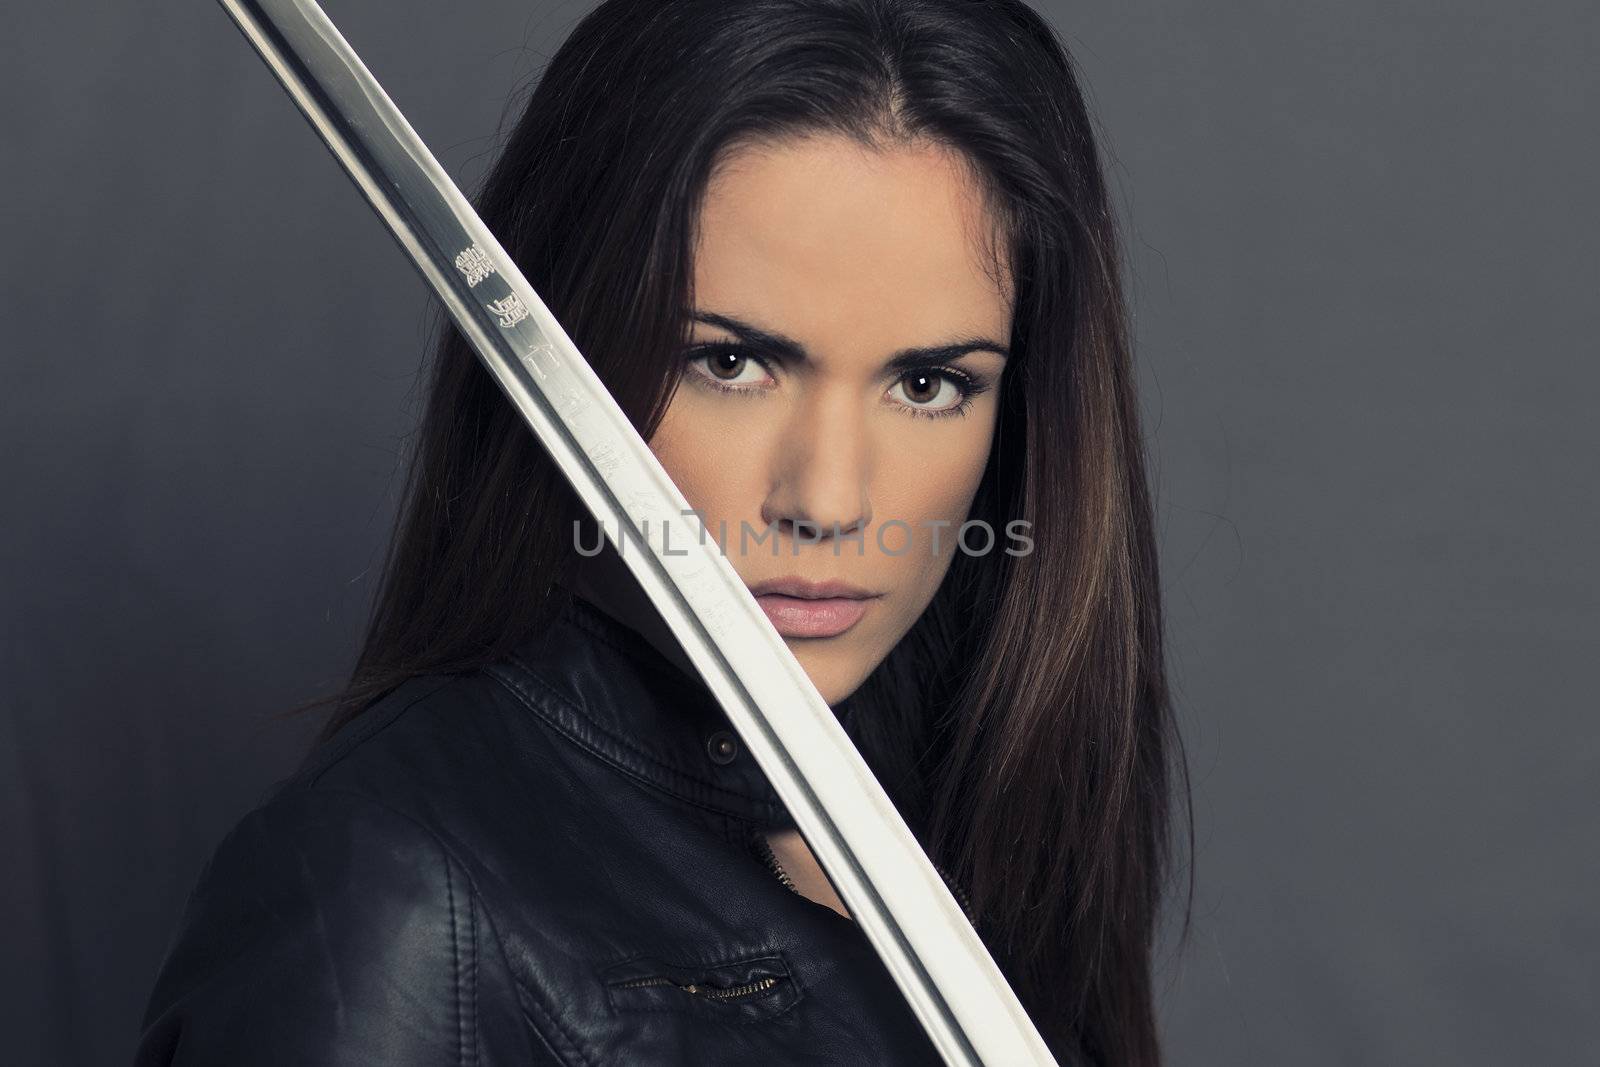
648, 132, 1013, 706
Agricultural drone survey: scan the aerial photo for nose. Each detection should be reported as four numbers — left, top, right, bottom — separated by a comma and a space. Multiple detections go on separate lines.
759, 389, 873, 545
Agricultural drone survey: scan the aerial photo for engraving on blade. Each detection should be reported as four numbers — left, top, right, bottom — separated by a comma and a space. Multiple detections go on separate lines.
553, 387, 584, 418
453, 243, 496, 287
587, 441, 622, 479
621, 488, 660, 527
522, 339, 559, 382
691, 594, 734, 640
675, 557, 734, 640
486, 293, 530, 328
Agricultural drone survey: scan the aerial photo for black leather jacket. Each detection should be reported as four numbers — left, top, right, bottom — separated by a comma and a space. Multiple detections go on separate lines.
135, 593, 962, 1065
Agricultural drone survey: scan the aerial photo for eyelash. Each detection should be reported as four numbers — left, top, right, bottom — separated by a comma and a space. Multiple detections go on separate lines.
678, 342, 991, 420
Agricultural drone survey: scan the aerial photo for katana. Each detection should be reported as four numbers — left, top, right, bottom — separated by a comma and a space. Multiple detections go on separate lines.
214, 2, 1058, 1063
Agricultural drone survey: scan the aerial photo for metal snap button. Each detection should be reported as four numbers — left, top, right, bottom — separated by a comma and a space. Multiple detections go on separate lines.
706, 730, 739, 765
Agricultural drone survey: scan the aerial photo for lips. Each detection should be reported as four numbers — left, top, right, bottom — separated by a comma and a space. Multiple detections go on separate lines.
747, 577, 882, 639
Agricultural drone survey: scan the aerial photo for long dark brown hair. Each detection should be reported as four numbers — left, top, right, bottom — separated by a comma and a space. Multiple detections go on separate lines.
303, 0, 1192, 1061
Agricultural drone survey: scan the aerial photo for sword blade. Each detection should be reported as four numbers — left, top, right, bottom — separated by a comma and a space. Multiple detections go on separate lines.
214, 2, 1057, 1062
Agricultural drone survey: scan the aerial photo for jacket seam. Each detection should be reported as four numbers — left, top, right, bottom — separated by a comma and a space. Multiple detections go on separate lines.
486, 665, 756, 822
446, 853, 464, 1066
512, 978, 600, 1067
468, 886, 480, 1066
294, 786, 589, 1067
495, 658, 719, 793
486, 660, 785, 821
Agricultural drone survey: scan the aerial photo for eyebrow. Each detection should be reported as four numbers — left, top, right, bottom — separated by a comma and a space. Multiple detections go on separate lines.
689, 310, 1010, 371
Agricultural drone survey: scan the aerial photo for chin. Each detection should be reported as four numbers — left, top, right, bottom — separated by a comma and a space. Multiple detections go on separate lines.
786, 647, 870, 708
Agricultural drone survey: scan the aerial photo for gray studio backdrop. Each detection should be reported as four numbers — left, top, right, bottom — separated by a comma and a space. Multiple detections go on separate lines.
4, 2, 1595, 1064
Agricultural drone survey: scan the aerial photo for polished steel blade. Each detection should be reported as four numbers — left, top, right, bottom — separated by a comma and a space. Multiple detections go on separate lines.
214, 2, 1058, 1063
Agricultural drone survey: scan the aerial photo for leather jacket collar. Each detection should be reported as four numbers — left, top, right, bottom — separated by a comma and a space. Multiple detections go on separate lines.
492, 590, 795, 828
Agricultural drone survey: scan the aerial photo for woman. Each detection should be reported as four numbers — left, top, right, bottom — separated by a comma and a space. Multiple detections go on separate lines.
136, 0, 1189, 1063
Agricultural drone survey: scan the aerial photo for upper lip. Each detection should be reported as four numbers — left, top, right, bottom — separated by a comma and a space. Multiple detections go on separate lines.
748, 576, 883, 600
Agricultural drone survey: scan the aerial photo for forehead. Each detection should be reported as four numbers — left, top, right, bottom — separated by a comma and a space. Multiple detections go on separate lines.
691, 133, 1013, 348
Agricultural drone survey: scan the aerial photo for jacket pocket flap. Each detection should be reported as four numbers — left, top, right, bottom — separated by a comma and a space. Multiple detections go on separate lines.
602, 952, 801, 1022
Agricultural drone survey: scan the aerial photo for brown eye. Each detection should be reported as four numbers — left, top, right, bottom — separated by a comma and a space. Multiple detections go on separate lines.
888, 369, 965, 414
901, 371, 940, 403
709, 350, 746, 380
683, 344, 775, 391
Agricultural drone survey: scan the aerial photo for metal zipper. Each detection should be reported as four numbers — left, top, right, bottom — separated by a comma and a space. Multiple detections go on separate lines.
750, 828, 979, 926
611, 975, 782, 1001
752, 828, 800, 895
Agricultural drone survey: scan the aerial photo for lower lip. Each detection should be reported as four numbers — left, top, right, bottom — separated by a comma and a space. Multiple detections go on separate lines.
754, 594, 875, 638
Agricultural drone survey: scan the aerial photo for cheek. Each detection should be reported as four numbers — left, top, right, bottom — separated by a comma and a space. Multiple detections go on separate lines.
646, 395, 769, 523
871, 418, 994, 530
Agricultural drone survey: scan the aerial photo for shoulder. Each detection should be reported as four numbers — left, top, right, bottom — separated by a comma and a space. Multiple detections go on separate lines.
138, 786, 496, 1064
136, 675, 571, 1066
160, 786, 461, 980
